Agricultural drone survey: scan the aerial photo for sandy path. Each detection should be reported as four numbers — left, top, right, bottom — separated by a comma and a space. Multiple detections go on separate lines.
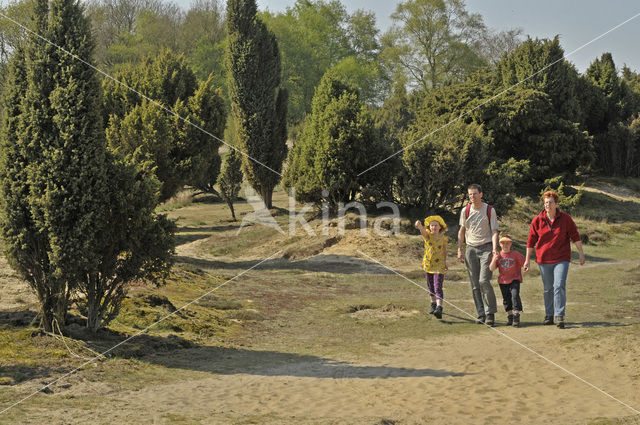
21, 324, 638, 425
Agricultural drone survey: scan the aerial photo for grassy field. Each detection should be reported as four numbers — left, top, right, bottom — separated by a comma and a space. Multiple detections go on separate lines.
0, 182, 639, 424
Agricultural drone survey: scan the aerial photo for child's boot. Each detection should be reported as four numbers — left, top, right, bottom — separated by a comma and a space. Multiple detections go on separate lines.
428, 301, 437, 315
512, 313, 520, 327
434, 305, 443, 319
507, 314, 514, 326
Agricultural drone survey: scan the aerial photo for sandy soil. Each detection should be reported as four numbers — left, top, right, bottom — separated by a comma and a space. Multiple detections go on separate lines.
9, 322, 640, 425
3, 206, 640, 424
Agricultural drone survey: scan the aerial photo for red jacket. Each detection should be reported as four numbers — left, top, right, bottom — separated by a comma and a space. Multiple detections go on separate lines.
527, 209, 580, 264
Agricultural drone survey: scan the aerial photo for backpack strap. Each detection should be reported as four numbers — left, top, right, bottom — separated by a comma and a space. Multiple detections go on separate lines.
465, 204, 471, 219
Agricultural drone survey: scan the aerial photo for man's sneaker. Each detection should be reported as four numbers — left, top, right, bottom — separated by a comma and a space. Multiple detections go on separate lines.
543, 316, 554, 325
513, 313, 520, 327
428, 302, 437, 315
476, 316, 486, 324
486, 314, 495, 327
434, 305, 443, 319
507, 314, 514, 326
555, 316, 565, 329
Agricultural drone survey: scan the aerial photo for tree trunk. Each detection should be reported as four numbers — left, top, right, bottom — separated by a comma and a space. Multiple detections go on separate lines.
261, 187, 273, 209
40, 307, 55, 332
227, 200, 237, 221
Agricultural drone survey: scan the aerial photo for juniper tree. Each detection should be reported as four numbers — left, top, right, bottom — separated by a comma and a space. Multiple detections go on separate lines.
217, 149, 243, 220
0, 0, 175, 332
226, 0, 287, 208
0, 0, 108, 331
179, 74, 226, 194
104, 55, 225, 201
283, 72, 390, 205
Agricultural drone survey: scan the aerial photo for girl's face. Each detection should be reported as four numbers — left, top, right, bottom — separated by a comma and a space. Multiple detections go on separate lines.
429, 221, 442, 234
500, 241, 512, 252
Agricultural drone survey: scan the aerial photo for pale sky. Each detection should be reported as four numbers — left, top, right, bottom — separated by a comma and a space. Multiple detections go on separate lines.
223, 0, 640, 73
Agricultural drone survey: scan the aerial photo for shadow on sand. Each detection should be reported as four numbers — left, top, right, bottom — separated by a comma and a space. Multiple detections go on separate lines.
175, 254, 394, 275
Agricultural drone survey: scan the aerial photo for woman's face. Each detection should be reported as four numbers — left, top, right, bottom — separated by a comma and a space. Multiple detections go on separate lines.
544, 196, 557, 213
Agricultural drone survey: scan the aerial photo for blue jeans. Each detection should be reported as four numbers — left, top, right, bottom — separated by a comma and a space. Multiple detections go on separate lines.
538, 261, 570, 317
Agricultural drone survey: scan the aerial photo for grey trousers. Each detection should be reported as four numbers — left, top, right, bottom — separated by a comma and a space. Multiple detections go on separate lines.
465, 243, 497, 316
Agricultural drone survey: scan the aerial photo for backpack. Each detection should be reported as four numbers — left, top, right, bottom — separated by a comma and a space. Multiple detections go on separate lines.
465, 203, 494, 231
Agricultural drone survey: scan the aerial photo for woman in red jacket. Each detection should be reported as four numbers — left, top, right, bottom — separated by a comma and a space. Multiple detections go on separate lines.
524, 191, 585, 329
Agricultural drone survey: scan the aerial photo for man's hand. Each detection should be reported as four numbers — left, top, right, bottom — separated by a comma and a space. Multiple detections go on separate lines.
457, 247, 464, 263
523, 260, 530, 272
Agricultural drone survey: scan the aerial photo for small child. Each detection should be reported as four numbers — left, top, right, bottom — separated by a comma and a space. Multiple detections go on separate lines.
489, 233, 526, 327
414, 215, 448, 319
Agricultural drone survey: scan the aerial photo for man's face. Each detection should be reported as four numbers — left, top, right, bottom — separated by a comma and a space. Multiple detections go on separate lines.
468, 189, 482, 203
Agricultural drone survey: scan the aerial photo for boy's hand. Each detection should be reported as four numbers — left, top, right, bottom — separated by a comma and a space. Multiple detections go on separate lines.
444, 265, 448, 271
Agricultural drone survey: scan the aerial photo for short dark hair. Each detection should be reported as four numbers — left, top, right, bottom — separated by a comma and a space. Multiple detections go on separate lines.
468, 183, 483, 193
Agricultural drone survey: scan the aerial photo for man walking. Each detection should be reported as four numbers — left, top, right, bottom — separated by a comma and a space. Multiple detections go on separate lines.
458, 184, 499, 326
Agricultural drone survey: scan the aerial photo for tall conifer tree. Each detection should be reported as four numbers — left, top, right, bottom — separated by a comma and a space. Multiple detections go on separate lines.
226, 0, 287, 208
0, 0, 175, 332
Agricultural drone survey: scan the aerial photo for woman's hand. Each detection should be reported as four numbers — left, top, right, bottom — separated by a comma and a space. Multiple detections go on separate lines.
523, 260, 530, 272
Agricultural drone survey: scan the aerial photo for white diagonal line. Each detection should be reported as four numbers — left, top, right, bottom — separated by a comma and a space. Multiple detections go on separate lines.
356, 249, 640, 415
0, 11, 283, 178
357, 11, 640, 177
0, 249, 283, 416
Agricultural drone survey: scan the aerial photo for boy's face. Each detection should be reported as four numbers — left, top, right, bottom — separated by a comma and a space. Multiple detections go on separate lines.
429, 221, 442, 233
500, 241, 512, 252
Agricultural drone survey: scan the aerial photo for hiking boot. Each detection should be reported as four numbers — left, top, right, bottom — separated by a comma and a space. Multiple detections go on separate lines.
486, 314, 495, 327
476, 315, 485, 324
428, 301, 437, 315
543, 316, 554, 325
555, 316, 565, 329
507, 314, 514, 326
513, 313, 520, 327
434, 305, 443, 319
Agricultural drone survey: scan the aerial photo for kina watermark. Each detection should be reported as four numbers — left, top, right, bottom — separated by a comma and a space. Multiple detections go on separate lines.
238, 188, 401, 237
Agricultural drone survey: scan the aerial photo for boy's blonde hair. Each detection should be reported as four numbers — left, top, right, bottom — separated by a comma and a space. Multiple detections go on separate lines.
499, 232, 512, 243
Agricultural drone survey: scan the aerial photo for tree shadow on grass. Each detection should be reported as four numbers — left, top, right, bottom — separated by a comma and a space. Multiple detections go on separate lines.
0, 365, 71, 386
57, 326, 468, 380
0, 310, 37, 327
174, 233, 212, 246
174, 254, 395, 275
176, 224, 240, 233
141, 345, 470, 379
570, 321, 633, 329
